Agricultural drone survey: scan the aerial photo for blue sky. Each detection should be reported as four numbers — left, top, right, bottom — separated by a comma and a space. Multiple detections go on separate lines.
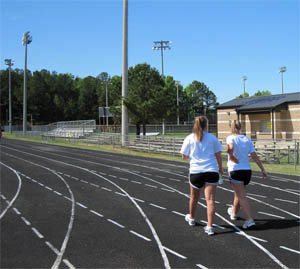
1, 0, 299, 104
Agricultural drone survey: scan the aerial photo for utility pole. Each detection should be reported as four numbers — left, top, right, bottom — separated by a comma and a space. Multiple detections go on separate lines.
122, 0, 128, 146
176, 81, 180, 125
22, 31, 32, 135
242, 75, 247, 95
4, 59, 14, 133
152, 40, 171, 78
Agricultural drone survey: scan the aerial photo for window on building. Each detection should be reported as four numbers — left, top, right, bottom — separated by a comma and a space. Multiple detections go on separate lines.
261, 120, 271, 133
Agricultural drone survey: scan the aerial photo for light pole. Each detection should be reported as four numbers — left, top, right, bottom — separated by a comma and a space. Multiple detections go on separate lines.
22, 31, 32, 135
279, 66, 286, 94
122, 0, 128, 146
242, 75, 247, 95
4, 59, 14, 133
152, 40, 171, 78
176, 81, 180, 125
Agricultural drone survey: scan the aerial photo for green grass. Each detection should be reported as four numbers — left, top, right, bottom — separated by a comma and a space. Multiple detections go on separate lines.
2, 132, 299, 176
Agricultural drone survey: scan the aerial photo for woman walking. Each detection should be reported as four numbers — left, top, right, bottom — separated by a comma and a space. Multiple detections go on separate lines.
180, 116, 223, 235
226, 120, 267, 229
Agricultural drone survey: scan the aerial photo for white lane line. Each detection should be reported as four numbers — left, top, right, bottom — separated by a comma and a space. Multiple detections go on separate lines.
98, 172, 107, 175
143, 173, 152, 176
285, 189, 300, 193
64, 196, 72, 202
45, 186, 53, 191
115, 192, 127, 197
235, 232, 268, 243
120, 177, 129, 181
274, 198, 298, 204
80, 180, 88, 184
0, 194, 7, 199
64, 174, 71, 177
71, 176, 79, 180
21, 216, 31, 226
76, 202, 87, 209
149, 203, 166, 210
163, 246, 187, 259
145, 184, 157, 188
258, 212, 285, 219
31, 179, 37, 183
32, 227, 44, 239
63, 259, 76, 269
161, 188, 175, 193
247, 193, 267, 198
196, 264, 208, 269
54, 191, 62, 196
109, 175, 117, 178
131, 180, 142, 184
169, 178, 180, 182
156, 175, 166, 179
46, 241, 60, 255
133, 198, 145, 203
90, 183, 99, 188
38, 183, 44, 187
280, 246, 300, 255
251, 182, 300, 196
101, 187, 112, 192
107, 219, 125, 228
172, 211, 186, 217
13, 208, 21, 215
90, 210, 103, 217
129, 230, 151, 242
0, 163, 22, 220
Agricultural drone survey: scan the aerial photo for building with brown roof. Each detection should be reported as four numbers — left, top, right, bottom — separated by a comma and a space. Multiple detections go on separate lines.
217, 92, 300, 140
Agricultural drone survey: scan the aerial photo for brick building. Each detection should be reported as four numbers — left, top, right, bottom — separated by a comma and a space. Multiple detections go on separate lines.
217, 92, 300, 140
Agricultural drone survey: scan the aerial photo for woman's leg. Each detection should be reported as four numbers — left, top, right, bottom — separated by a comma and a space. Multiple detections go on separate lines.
189, 185, 201, 219
204, 184, 217, 227
231, 182, 252, 220
232, 193, 241, 215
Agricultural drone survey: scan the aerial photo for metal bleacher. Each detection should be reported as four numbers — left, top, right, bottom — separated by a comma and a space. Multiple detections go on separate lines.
45, 120, 96, 138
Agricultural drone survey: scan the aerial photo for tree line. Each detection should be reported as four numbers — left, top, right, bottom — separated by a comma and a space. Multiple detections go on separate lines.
0, 63, 218, 133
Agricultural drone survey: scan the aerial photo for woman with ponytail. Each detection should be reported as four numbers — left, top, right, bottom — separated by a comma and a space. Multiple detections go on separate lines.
226, 120, 267, 229
180, 116, 223, 236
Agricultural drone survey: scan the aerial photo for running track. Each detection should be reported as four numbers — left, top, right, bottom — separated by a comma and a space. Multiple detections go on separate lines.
1, 138, 299, 269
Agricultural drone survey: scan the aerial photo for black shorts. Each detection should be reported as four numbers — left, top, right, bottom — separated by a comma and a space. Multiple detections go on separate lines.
189, 172, 219, 189
229, 170, 252, 186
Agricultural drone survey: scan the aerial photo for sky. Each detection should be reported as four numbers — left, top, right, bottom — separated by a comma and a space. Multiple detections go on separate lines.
1, 0, 299, 104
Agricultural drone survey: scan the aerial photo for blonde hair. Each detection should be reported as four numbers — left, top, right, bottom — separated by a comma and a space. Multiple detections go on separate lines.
231, 120, 241, 135
193, 116, 208, 142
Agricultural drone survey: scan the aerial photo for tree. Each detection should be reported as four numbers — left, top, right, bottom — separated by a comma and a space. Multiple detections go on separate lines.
185, 80, 217, 118
125, 63, 165, 135
236, 92, 250, 99
254, 90, 271, 96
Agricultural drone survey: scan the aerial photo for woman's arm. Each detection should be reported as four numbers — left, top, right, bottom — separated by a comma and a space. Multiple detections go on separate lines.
182, 154, 189, 160
227, 143, 239, 163
215, 151, 224, 175
250, 152, 267, 178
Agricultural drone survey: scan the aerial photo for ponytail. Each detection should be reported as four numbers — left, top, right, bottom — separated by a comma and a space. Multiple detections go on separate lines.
231, 120, 241, 135
193, 116, 208, 142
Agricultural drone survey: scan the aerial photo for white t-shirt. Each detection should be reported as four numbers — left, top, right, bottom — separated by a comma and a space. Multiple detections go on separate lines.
226, 135, 255, 172
180, 132, 223, 174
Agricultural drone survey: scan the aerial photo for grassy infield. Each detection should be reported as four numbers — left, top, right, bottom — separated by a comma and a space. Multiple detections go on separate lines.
2, 132, 299, 176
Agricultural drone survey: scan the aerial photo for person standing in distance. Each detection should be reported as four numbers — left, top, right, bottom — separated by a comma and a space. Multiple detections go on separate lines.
226, 120, 267, 229
180, 116, 223, 236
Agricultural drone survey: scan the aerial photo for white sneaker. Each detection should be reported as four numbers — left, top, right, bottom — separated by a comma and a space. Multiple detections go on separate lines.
185, 214, 196, 226
227, 206, 237, 220
204, 226, 214, 236
242, 219, 256, 229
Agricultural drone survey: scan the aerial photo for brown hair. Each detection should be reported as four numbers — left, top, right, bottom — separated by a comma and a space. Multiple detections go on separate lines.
193, 116, 208, 142
231, 120, 241, 135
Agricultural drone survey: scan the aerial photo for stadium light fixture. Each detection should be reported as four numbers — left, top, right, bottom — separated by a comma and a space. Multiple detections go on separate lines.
279, 66, 286, 94
22, 31, 32, 135
152, 40, 171, 78
4, 59, 14, 133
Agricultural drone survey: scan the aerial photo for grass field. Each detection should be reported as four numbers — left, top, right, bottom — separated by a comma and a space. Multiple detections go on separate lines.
2, 132, 299, 176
